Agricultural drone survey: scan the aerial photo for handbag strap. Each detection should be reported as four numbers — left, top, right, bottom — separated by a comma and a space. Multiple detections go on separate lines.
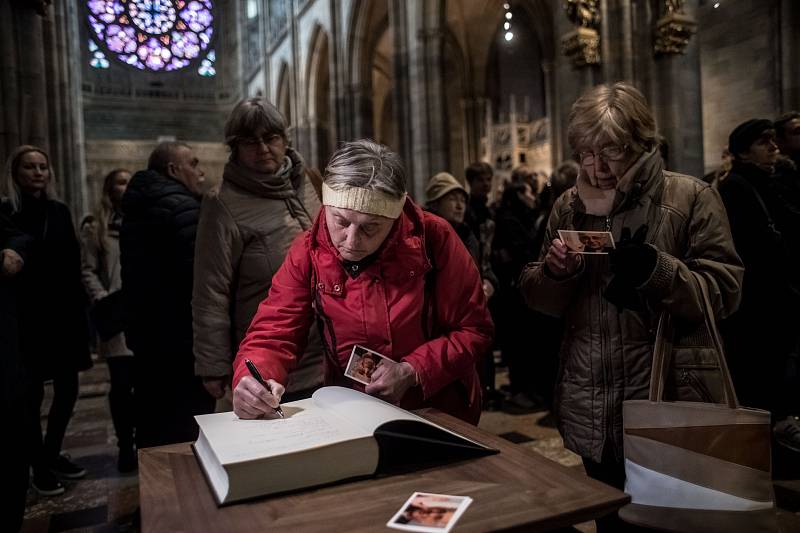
649, 311, 673, 402
697, 276, 739, 408
649, 275, 739, 408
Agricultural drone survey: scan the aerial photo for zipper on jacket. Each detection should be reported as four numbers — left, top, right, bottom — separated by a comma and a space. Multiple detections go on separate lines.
599, 284, 615, 458
600, 216, 613, 457
680, 369, 715, 403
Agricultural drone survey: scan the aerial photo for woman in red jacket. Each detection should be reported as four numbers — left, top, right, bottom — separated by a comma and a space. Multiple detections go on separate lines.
232, 140, 494, 424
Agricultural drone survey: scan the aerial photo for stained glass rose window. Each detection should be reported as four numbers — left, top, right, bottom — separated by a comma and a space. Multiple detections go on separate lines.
87, 0, 214, 72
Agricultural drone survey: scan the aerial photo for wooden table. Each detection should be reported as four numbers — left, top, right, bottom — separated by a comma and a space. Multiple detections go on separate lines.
139, 409, 629, 532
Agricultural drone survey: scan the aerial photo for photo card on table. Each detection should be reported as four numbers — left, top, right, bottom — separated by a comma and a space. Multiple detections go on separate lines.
387, 492, 473, 533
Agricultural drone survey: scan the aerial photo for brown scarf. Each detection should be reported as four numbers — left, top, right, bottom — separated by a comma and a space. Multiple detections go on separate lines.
576, 149, 657, 216
223, 148, 306, 199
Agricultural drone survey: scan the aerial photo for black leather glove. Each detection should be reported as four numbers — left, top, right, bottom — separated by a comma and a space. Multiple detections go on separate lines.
609, 225, 657, 288
603, 275, 644, 312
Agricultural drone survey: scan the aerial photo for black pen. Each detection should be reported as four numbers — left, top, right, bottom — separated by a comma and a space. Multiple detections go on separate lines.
244, 359, 284, 418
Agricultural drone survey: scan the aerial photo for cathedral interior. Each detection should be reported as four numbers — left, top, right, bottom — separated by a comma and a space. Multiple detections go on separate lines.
2, 0, 800, 531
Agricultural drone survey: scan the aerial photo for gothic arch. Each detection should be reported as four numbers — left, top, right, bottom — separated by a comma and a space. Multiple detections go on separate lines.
305, 24, 333, 167
345, 0, 390, 138
276, 62, 292, 127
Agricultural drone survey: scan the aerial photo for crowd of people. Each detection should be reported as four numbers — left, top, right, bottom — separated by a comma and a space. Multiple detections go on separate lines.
1, 85, 799, 531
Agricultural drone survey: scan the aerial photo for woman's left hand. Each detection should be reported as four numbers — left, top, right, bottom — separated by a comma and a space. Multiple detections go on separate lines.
1, 249, 23, 276
365, 360, 417, 404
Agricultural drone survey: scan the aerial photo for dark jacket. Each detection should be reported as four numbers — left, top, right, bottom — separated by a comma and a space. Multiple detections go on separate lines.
465, 196, 497, 290
520, 150, 743, 462
1, 204, 31, 409
718, 162, 793, 297
493, 195, 539, 292
718, 161, 800, 409
11, 194, 91, 378
120, 170, 199, 361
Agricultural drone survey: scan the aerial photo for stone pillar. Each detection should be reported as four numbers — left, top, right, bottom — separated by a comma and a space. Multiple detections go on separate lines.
0, 0, 86, 216
600, 0, 634, 83
541, 61, 562, 166
554, 1, 602, 162
460, 96, 488, 169
391, 0, 448, 201
650, 0, 703, 176
349, 83, 375, 140
780, 0, 800, 110
47, 0, 88, 216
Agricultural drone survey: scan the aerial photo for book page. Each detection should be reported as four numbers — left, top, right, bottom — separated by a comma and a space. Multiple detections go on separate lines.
194, 399, 370, 465
312, 387, 486, 447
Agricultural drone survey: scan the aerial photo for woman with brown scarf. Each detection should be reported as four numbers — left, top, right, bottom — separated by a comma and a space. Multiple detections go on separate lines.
192, 98, 324, 408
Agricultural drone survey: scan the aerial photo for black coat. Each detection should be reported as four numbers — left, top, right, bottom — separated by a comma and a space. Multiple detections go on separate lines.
718, 162, 795, 307
1, 205, 31, 408
492, 200, 539, 291
120, 170, 199, 361
10, 194, 91, 379
718, 161, 800, 409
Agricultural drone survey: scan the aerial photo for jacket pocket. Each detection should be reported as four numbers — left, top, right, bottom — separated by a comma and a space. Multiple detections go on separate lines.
665, 361, 724, 403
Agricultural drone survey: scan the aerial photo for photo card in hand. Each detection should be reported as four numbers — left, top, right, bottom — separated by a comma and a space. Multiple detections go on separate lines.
344, 345, 391, 385
558, 229, 615, 255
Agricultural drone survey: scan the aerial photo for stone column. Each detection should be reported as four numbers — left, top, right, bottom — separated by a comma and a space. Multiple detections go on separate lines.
460, 96, 488, 169
47, 0, 88, 216
780, 0, 800, 110
0, 0, 21, 159
0, 0, 86, 216
541, 61, 562, 166
600, 0, 634, 83
391, 0, 448, 201
349, 82, 375, 140
554, 1, 602, 162
650, 0, 703, 176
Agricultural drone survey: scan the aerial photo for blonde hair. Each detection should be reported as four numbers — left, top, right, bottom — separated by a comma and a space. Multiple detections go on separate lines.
567, 82, 657, 154
93, 168, 129, 252
1, 145, 58, 212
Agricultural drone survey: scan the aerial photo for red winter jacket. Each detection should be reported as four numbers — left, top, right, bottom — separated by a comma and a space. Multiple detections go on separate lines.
232, 198, 494, 424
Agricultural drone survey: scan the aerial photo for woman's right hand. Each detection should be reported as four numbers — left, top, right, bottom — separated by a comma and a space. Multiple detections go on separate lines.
233, 376, 285, 419
544, 238, 582, 278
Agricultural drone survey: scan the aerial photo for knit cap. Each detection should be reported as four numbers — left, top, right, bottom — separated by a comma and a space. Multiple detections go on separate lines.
425, 172, 467, 204
728, 119, 774, 157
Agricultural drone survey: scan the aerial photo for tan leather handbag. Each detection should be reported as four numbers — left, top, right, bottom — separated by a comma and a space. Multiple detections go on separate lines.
619, 278, 777, 532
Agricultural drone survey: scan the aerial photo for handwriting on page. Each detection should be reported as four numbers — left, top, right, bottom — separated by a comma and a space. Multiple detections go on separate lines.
215, 412, 360, 463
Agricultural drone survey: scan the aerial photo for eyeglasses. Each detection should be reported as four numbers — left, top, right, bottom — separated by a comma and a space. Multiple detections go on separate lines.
238, 134, 284, 149
578, 145, 628, 166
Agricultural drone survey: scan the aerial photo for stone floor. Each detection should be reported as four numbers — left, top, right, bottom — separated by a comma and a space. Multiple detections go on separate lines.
19, 357, 800, 532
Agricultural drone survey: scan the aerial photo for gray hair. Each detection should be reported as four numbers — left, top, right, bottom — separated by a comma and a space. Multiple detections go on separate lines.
324, 139, 406, 198
224, 97, 288, 154
147, 141, 191, 177
567, 82, 657, 154
2, 145, 58, 212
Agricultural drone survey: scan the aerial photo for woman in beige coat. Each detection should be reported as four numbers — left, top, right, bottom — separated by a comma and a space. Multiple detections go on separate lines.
81, 168, 136, 472
193, 98, 323, 407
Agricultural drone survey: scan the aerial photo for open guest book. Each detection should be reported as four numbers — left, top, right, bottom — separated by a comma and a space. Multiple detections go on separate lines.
193, 386, 497, 505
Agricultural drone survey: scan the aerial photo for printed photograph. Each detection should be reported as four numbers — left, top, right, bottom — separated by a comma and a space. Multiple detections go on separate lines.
387, 492, 473, 533
344, 345, 387, 385
558, 230, 615, 254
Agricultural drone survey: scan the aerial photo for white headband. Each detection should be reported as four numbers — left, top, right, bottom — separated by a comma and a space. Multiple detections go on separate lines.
322, 182, 406, 219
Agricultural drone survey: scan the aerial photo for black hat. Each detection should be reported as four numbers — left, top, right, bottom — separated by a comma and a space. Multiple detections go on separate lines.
728, 119, 773, 157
